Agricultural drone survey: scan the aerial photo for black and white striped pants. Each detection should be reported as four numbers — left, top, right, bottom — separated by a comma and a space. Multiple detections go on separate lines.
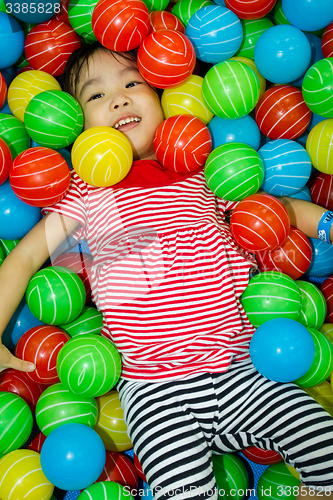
118, 361, 333, 500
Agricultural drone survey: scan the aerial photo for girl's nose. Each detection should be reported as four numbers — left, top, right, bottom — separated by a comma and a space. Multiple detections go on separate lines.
113, 101, 129, 110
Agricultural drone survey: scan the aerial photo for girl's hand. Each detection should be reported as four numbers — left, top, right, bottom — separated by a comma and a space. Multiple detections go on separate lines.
0, 343, 35, 373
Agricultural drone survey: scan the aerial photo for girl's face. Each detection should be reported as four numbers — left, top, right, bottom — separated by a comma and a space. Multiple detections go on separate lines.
75, 49, 164, 161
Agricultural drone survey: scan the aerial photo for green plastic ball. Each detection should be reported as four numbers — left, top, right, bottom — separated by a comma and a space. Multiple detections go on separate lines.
35, 382, 98, 436
202, 60, 260, 119
0, 113, 30, 158
0, 392, 33, 456
172, 0, 214, 26
78, 481, 134, 500
142, 0, 169, 11
295, 327, 333, 388
273, 0, 290, 26
24, 90, 84, 149
240, 272, 301, 328
0, 239, 20, 256
204, 142, 264, 201
296, 280, 327, 330
26, 266, 86, 325
68, 0, 98, 41
302, 58, 333, 118
236, 18, 274, 60
57, 334, 122, 398
212, 453, 249, 500
257, 462, 299, 500
0, 245, 4, 267
60, 306, 103, 337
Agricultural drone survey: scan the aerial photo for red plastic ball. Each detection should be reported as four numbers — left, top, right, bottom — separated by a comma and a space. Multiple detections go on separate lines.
9, 147, 71, 207
256, 227, 312, 280
309, 172, 333, 211
92, 0, 150, 51
150, 11, 185, 33
96, 452, 139, 488
255, 85, 311, 140
27, 432, 47, 453
224, 0, 277, 20
133, 453, 147, 482
153, 114, 211, 173
51, 252, 93, 305
137, 29, 196, 88
241, 446, 283, 465
25, 20, 81, 76
52, 0, 70, 24
0, 368, 44, 413
0, 72, 7, 109
230, 193, 290, 254
0, 137, 12, 185
15, 325, 70, 385
322, 22, 333, 59
320, 276, 333, 323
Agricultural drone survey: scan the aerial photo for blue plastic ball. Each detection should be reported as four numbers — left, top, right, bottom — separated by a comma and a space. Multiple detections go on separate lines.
305, 238, 333, 277
0, 181, 41, 240
7, 0, 60, 23
0, 13, 25, 69
254, 25, 311, 84
185, 5, 243, 64
290, 33, 324, 88
259, 139, 312, 196
207, 115, 261, 151
289, 185, 311, 202
40, 423, 106, 491
282, 0, 333, 32
249, 318, 315, 382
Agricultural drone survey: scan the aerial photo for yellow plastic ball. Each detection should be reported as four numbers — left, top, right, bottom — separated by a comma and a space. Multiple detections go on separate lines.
161, 75, 214, 125
7, 70, 61, 122
230, 56, 266, 97
285, 463, 300, 481
303, 380, 333, 418
72, 126, 133, 187
0, 449, 54, 500
319, 323, 333, 345
94, 391, 132, 452
306, 119, 333, 174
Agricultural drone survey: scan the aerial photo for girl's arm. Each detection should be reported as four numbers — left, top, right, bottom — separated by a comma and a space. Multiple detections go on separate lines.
0, 212, 80, 372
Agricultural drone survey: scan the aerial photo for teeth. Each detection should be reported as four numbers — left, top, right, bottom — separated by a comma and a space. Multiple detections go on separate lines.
114, 117, 140, 129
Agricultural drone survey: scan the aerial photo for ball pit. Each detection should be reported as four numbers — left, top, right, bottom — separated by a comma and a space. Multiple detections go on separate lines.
236, 17, 274, 59
0, 391, 33, 455
0, 368, 44, 413
97, 451, 139, 487
207, 115, 261, 151
229, 56, 266, 97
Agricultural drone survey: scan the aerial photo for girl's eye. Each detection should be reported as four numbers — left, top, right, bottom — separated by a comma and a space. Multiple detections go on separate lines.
126, 82, 140, 88
88, 93, 103, 101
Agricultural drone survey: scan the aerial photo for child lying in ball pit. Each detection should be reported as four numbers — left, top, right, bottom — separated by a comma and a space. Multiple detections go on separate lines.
0, 41, 332, 499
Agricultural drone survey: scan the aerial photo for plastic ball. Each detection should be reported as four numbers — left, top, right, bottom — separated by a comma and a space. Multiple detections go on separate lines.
257, 462, 299, 500
0, 137, 12, 185
320, 277, 333, 323
96, 451, 139, 488
2, 298, 44, 352
134, 454, 147, 482
256, 227, 312, 280
202, 60, 260, 119
249, 318, 315, 382
78, 481, 134, 500
9, 147, 71, 207
207, 115, 261, 151
68, 0, 98, 42
0, 181, 41, 240
289, 185, 311, 202
94, 391, 132, 451
28, 432, 47, 453
150, 10, 185, 33
305, 238, 333, 277
71, 126, 133, 187
0, 391, 33, 455
153, 114, 211, 173
320, 323, 333, 343
302, 58, 333, 119
185, 5, 243, 64
56, 333, 122, 397
254, 25, 311, 84
296, 280, 326, 330
230, 193, 290, 254
92, 0, 150, 51
0, 368, 44, 413
224, 0, 277, 20
0, 449, 54, 500
309, 172, 333, 211
322, 22, 333, 59
171, 0, 214, 27
204, 142, 264, 201
161, 75, 214, 125
26, 266, 86, 325
255, 85, 311, 140
229, 56, 266, 97
0, 13, 25, 69
212, 453, 249, 500
236, 18, 274, 59
143, 0, 169, 11
306, 119, 333, 174
241, 446, 283, 465
240, 271, 301, 328
15, 325, 69, 384
291, 32, 324, 88
282, 0, 333, 33
305, 380, 333, 418
40, 423, 106, 491
294, 327, 333, 388
0, 71, 7, 108
25, 20, 81, 77
258, 139, 312, 196
0, 113, 30, 158
60, 306, 103, 337
35, 382, 98, 435
51, 251, 93, 304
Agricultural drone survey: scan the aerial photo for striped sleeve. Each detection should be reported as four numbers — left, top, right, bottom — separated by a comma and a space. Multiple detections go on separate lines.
216, 198, 239, 216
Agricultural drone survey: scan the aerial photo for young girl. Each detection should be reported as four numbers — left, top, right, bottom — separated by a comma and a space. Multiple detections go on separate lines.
0, 42, 332, 499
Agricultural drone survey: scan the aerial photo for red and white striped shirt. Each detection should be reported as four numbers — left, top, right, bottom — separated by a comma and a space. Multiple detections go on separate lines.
46, 160, 257, 381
